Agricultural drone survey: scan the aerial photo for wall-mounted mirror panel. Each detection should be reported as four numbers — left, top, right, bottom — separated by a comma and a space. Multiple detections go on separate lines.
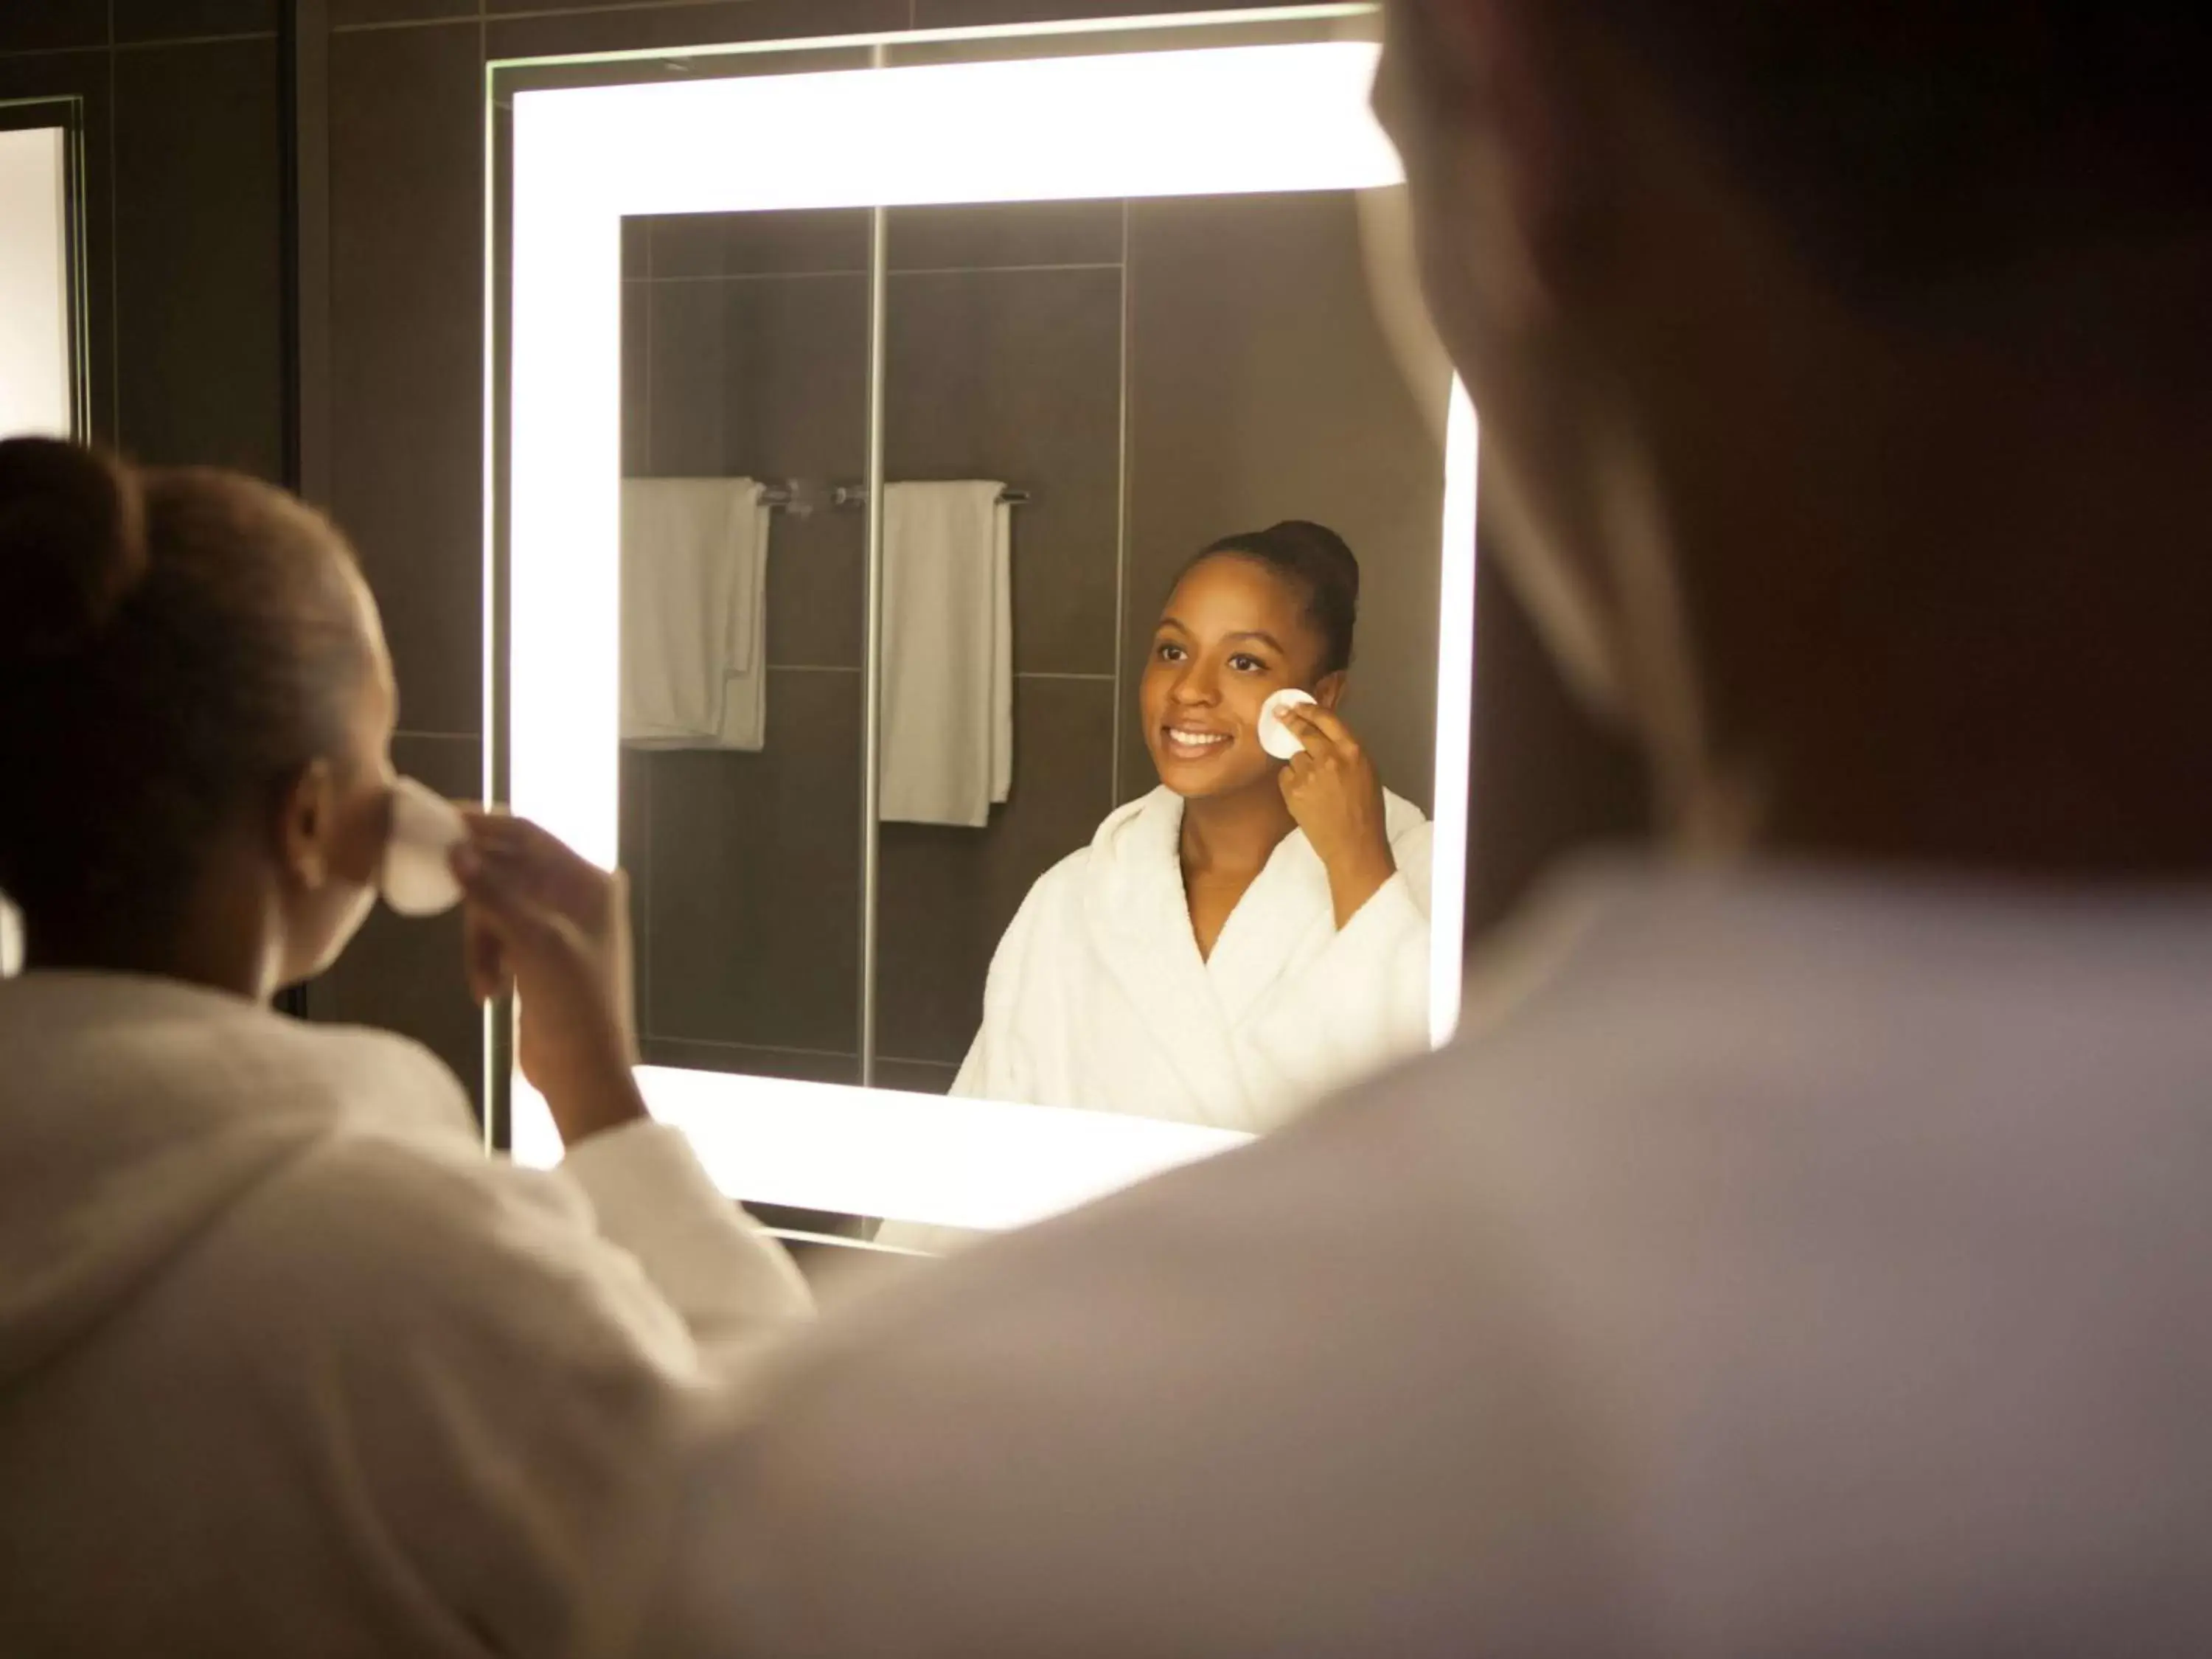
618, 190, 1446, 1120
495, 9, 1477, 1242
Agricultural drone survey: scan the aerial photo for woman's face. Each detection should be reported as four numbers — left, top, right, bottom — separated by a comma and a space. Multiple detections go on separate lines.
1140, 554, 1341, 800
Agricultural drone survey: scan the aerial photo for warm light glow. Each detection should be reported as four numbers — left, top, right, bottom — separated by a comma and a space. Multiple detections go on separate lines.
0, 123, 72, 979
0, 125, 70, 440
1429, 384, 1479, 1045
504, 33, 1479, 1228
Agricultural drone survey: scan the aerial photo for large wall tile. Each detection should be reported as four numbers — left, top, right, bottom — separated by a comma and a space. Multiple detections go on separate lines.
874, 675, 1116, 1067
885, 264, 1122, 676
887, 200, 1122, 271
113, 0, 277, 41
1125, 189, 1446, 815
641, 261, 870, 667
638, 669, 863, 1054
309, 734, 486, 1108
333, 0, 473, 24
874, 1057, 959, 1094
331, 18, 484, 734
0, 0, 104, 52
485, 0, 903, 57
112, 38, 284, 478
650, 208, 867, 279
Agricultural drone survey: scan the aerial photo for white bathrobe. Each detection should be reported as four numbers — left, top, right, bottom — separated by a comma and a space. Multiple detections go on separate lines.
602, 865, 2212, 1659
0, 972, 810, 1658
954, 785, 1434, 1131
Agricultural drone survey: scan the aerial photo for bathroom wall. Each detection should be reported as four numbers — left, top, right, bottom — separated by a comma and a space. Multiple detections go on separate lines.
0, 3, 285, 479
616, 190, 1444, 1086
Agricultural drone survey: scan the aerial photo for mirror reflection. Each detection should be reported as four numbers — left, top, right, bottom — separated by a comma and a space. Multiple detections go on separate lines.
616, 190, 1447, 1143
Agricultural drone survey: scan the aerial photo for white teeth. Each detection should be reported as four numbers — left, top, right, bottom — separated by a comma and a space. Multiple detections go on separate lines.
1167, 728, 1229, 747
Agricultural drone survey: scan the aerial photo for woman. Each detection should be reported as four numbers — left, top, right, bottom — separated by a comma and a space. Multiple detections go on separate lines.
956, 521, 1433, 1133
0, 438, 807, 1655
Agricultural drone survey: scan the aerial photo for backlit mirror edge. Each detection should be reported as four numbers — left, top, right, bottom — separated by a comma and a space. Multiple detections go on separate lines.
494, 32, 1478, 1233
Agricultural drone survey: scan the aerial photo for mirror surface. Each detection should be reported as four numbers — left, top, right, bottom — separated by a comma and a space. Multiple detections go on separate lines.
616, 189, 1448, 1138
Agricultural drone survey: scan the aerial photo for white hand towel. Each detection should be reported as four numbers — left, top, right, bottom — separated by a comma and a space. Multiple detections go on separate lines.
619, 478, 771, 752
880, 481, 1015, 828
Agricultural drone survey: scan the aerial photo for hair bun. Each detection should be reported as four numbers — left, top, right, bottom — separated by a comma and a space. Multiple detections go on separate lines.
0, 438, 150, 661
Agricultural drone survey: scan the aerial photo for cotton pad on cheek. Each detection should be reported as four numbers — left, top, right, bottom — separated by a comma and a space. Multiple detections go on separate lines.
381, 776, 467, 917
1258, 688, 1318, 761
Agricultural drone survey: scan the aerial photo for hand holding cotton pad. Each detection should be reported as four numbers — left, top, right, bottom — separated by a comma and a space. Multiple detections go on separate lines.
1258, 688, 1318, 761
381, 776, 468, 917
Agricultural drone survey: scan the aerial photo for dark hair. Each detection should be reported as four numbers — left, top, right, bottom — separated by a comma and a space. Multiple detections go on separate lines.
1588, 1, 2212, 310
0, 438, 373, 933
1186, 520, 1361, 678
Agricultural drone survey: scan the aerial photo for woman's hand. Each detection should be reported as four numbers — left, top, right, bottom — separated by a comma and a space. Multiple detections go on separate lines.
1276, 703, 1399, 928
450, 812, 645, 1147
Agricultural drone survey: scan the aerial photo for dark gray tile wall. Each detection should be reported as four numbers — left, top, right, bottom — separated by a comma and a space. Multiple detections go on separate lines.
112, 37, 285, 478
483, 0, 905, 60
1123, 190, 1445, 816
639, 677, 866, 1052
305, 17, 489, 1099
113, 0, 278, 40
330, 0, 472, 24
327, 18, 483, 735
876, 676, 1118, 1067
0, 1, 104, 52
621, 202, 1126, 1079
886, 263, 1123, 675
622, 210, 872, 1075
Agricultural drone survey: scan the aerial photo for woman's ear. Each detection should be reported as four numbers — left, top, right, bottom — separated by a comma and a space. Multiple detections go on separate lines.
276, 759, 339, 891
1314, 670, 1349, 711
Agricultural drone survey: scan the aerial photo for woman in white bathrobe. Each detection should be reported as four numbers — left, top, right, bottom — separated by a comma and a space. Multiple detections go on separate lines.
956, 521, 1433, 1133
0, 439, 809, 1654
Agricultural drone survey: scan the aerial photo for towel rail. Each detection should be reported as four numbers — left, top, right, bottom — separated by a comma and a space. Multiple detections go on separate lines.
830, 483, 1029, 509
747, 481, 1028, 512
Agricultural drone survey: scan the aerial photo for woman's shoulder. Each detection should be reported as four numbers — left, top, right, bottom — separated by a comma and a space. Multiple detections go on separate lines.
1, 971, 473, 1133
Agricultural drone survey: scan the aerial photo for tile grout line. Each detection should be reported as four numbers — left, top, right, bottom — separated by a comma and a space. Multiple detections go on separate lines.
635, 261, 1121, 284
330, 16, 479, 33
112, 31, 278, 51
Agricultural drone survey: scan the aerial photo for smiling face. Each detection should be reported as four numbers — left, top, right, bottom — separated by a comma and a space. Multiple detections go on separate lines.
1140, 554, 1342, 799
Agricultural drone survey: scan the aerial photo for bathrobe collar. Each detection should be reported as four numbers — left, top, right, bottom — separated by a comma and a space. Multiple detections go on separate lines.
1077, 786, 1425, 1113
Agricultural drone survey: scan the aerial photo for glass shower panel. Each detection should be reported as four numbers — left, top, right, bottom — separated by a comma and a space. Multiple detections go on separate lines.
616, 208, 874, 1091
867, 187, 1447, 1117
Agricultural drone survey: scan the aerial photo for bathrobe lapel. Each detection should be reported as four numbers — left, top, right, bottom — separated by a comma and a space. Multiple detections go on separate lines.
1079, 790, 1259, 1121
1203, 834, 1336, 1031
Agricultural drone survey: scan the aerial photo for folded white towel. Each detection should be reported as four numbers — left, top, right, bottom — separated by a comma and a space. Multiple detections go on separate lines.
620, 478, 771, 752
880, 481, 1015, 828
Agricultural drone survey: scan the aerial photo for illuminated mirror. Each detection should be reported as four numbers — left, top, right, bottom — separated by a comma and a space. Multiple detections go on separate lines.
493, 10, 1476, 1243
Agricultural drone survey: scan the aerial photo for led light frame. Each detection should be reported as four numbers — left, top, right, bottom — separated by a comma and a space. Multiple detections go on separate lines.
501, 29, 1478, 1226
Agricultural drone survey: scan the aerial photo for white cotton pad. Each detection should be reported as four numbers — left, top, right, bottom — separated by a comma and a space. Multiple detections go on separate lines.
381, 776, 467, 918
1257, 688, 1318, 761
